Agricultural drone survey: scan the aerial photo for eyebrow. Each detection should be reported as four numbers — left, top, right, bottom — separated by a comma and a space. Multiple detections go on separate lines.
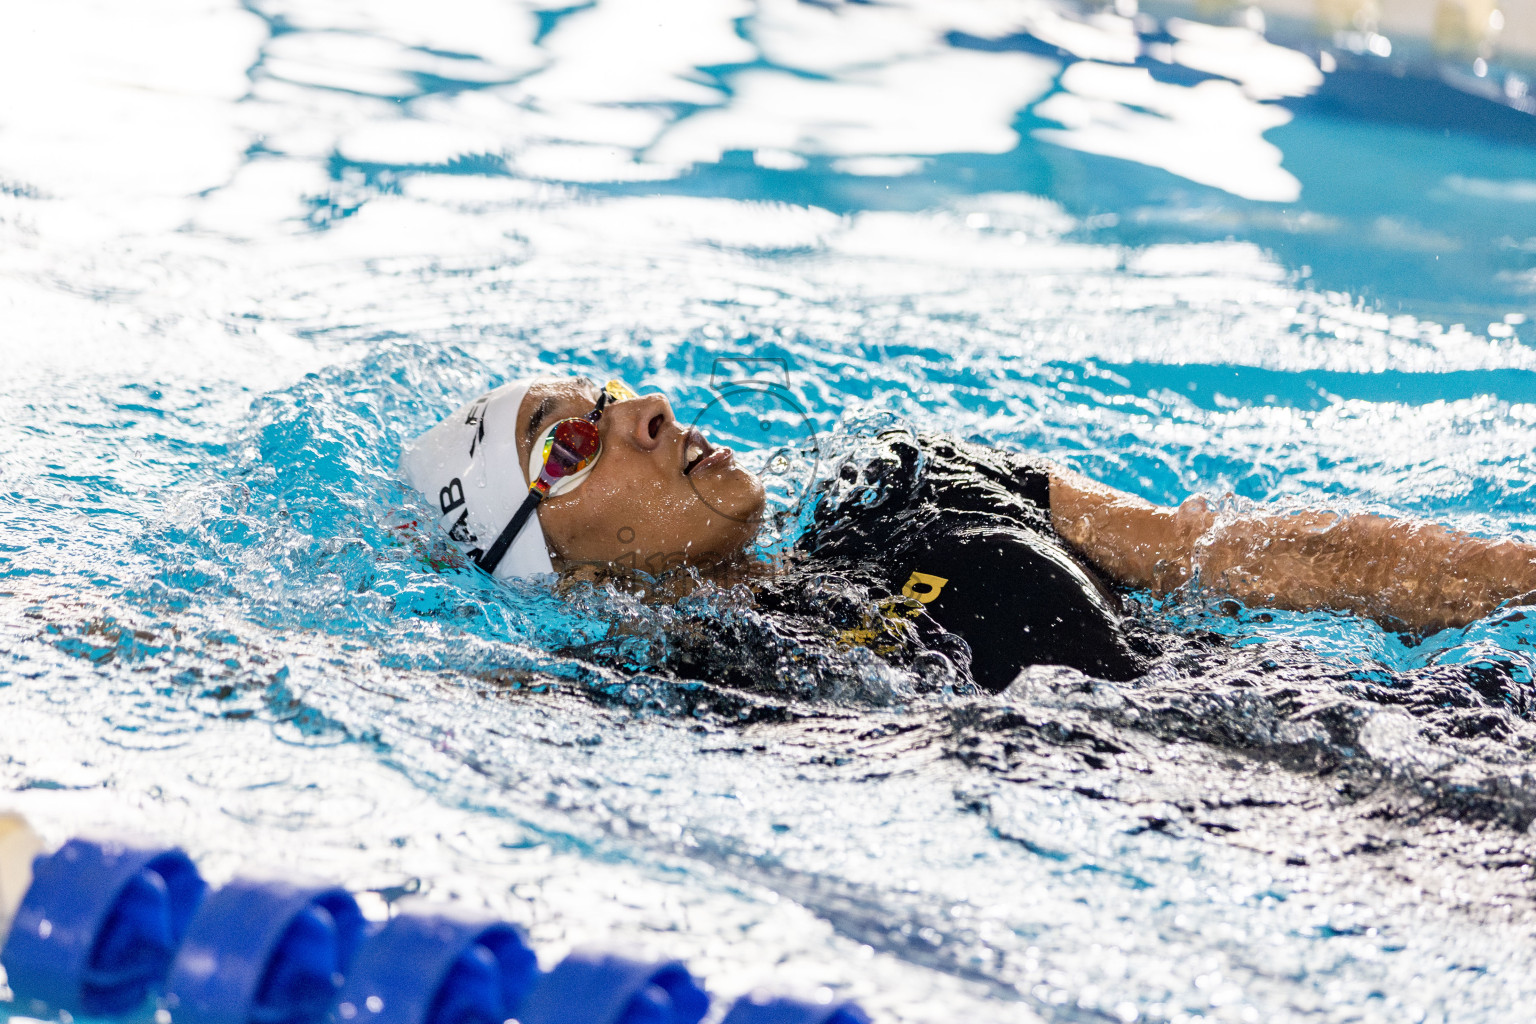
523, 394, 557, 450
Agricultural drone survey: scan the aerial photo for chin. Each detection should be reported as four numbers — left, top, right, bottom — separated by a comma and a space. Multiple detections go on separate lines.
730, 480, 768, 525
697, 466, 766, 523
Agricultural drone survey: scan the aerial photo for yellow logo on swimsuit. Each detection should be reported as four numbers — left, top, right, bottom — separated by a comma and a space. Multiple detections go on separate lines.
837, 595, 924, 652
902, 571, 949, 604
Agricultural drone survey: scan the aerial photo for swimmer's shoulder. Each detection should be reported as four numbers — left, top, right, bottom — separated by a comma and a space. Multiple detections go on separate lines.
802, 430, 1060, 558
909, 431, 1054, 524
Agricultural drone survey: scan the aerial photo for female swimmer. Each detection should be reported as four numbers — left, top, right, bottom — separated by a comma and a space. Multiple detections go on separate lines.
404, 375, 1536, 692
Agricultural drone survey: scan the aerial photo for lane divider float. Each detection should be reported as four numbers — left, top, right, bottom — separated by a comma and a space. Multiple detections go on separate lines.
0, 825, 869, 1024
3, 836, 205, 1017
165, 879, 364, 1024
338, 909, 536, 1024
517, 951, 707, 1024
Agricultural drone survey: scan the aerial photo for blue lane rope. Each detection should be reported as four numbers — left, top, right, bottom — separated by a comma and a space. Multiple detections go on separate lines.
336, 911, 537, 1024
517, 952, 709, 1024
2, 838, 206, 1017
165, 879, 365, 1024
0, 837, 871, 1024
721, 994, 871, 1024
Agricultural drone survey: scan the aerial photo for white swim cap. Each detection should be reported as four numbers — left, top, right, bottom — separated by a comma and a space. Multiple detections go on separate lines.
401, 380, 555, 579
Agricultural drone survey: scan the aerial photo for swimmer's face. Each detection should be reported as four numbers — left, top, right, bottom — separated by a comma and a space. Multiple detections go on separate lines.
514, 377, 766, 574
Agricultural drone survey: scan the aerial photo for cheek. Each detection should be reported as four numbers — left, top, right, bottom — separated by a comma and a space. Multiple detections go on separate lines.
571, 492, 643, 552
556, 478, 677, 556
549, 459, 759, 565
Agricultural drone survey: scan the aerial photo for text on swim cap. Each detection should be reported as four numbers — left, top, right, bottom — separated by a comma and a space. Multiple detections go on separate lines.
439, 477, 480, 547
440, 479, 465, 515
464, 395, 489, 455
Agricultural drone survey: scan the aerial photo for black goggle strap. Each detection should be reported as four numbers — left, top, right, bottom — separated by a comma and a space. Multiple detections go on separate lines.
476, 490, 542, 575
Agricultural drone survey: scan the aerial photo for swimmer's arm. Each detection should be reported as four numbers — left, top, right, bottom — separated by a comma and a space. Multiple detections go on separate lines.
1045, 469, 1207, 594
1046, 467, 1536, 634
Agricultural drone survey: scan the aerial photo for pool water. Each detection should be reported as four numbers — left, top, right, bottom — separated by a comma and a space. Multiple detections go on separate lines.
6, 1, 1536, 1022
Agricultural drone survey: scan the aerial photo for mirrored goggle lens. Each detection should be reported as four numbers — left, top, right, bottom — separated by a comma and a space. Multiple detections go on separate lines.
544, 419, 600, 478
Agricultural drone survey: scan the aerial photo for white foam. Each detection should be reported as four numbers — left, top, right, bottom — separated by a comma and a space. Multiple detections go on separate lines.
1012, 6, 1141, 64
1034, 62, 1300, 203
1165, 18, 1323, 101
753, 149, 809, 172
256, 0, 543, 73
650, 50, 1060, 167
0, 1, 264, 205
1445, 174, 1536, 202
830, 156, 930, 177
524, 0, 751, 107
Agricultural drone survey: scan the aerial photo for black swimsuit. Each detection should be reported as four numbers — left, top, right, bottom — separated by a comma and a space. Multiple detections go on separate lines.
789, 432, 1145, 689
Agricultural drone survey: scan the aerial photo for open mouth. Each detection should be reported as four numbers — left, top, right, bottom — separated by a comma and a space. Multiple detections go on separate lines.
682, 427, 714, 476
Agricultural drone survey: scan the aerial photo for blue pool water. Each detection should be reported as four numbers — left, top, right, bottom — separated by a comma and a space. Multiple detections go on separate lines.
7, 1, 1536, 1022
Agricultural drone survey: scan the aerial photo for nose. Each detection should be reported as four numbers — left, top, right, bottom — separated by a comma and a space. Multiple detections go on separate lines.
610, 392, 674, 451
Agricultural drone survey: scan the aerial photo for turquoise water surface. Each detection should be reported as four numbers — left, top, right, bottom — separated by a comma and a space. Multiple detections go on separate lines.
6, 2, 1536, 1022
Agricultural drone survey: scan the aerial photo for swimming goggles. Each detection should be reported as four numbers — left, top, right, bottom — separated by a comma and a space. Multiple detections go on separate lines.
476, 379, 637, 574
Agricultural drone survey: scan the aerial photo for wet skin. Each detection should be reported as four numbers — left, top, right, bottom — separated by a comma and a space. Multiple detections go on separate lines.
513, 377, 767, 574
